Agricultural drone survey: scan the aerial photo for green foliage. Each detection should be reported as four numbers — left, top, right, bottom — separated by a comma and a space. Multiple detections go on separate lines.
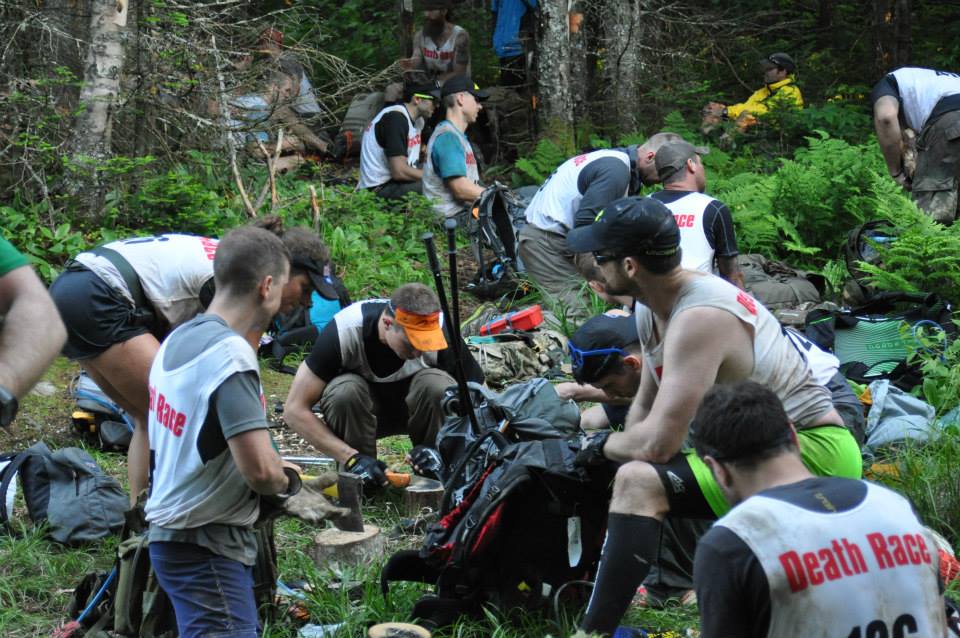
859, 206, 960, 305
0, 204, 96, 281
907, 322, 960, 417
313, 188, 437, 298
513, 138, 570, 186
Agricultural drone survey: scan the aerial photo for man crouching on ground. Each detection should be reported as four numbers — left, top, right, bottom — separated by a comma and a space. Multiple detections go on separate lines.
283, 283, 483, 487
145, 226, 302, 638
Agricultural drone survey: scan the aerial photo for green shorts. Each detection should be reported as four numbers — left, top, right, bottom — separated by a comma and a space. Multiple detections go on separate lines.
687, 425, 863, 517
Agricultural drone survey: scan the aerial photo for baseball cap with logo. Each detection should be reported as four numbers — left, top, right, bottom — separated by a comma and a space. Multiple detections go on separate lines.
654, 141, 710, 182
441, 75, 490, 101
404, 80, 441, 102
566, 196, 680, 258
762, 52, 796, 73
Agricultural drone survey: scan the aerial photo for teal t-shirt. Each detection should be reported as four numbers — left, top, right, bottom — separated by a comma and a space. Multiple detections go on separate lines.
430, 128, 469, 179
0, 237, 28, 276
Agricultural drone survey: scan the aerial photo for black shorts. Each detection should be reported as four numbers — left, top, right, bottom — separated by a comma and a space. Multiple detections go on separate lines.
602, 403, 629, 429
49, 267, 150, 360
653, 453, 716, 520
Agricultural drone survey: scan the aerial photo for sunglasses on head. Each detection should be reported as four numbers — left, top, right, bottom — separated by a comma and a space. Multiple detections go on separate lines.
568, 342, 628, 371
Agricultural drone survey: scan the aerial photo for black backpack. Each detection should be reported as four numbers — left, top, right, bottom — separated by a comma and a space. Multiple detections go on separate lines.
381, 382, 608, 629
464, 184, 530, 301
844, 220, 898, 302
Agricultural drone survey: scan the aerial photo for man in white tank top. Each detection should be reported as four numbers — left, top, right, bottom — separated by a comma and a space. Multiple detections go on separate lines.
399, 0, 471, 84
690, 382, 946, 638
564, 196, 863, 636
358, 81, 439, 198
423, 75, 487, 221
872, 67, 960, 223
650, 141, 745, 289
517, 132, 683, 320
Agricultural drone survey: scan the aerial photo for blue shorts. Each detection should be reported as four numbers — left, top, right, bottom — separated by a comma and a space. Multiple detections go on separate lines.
149, 541, 259, 638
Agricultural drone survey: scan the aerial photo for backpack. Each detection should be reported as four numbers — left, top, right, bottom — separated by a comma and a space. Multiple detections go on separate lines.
844, 220, 897, 302
70, 372, 135, 452
0, 441, 127, 544
805, 292, 954, 390
463, 184, 530, 300
738, 253, 824, 310
381, 380, 608, 629
465, 330, 567, 388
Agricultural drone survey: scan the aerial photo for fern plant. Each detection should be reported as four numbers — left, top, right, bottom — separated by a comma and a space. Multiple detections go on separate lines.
513, 138, 571, 186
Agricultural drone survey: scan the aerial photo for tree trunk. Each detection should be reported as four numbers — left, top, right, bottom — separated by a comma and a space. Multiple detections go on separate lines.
893, 0, 912, 68
398, 0, 414, 57
601, 0, 643, 139
69, 0, 130, 222
535, 0, 574, 145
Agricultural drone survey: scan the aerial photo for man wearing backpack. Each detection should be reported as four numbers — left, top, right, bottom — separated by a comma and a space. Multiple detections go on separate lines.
691, 382, 946, 638
872, 66, 960, 223
517, 133, 682, 320
0, 236, 65, 427
283, 283, 483, 488
145, 227, 302, 638
358, 81, 440, 199
565, 196, 862, 637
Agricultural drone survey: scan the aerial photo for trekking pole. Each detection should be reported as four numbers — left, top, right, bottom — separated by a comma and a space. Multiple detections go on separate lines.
422, 231, 480, 435
445, 218, 464, 338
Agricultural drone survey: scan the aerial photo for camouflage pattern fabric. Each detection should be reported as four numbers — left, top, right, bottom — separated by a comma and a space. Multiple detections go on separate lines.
913, 110, 960, 224
466, 329, 567, 388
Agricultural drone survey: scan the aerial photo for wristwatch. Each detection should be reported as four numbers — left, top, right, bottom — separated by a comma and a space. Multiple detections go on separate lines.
0, 385, 19, 428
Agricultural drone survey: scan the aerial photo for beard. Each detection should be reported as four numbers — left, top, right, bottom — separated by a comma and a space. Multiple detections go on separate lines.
424, 18, 445, 39
600, 266, 637, 297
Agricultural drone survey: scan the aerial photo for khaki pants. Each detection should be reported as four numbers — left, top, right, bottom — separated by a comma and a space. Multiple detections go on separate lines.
318, 369, 455, 457
914, 109, 960, 224
517, 224, 592, 322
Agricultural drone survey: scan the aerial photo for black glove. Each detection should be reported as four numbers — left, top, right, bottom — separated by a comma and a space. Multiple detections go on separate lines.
574, 431, 611, 468
408, 445, 445, 482
344, 453, 389, 488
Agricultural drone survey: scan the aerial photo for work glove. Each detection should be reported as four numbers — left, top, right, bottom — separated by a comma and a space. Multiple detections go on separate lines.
259, 470, 350, 524
345, 453, 390, 488
408, 445, 445, 482
574, 430, 611, 468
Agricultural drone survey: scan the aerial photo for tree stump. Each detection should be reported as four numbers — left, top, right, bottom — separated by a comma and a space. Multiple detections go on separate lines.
368, 622, 431, 638
309, 525, 384, 569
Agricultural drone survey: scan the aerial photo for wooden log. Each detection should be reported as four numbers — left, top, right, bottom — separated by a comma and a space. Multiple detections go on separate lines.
368, 622, 431, 638
310, 525, 384, 569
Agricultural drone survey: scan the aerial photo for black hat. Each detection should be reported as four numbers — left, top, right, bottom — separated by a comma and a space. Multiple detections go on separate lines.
762, 52, 796, 73
291, 257, 339, 300
404, 80, 441, 102
569, 313, 639, 383
655, 141, 709, 182
421, 0, 452, 9
566, 196, 680, 258
441, 75, 489, 100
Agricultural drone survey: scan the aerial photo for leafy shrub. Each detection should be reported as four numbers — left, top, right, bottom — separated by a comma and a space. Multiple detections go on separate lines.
0, 204, 97, 281
513, 138, 570, 186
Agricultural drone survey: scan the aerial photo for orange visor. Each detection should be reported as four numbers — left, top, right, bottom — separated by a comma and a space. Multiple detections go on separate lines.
395, 307, 448, 352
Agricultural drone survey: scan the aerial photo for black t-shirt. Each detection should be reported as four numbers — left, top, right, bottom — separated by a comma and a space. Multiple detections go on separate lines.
650, 190, 740, 259
375, 110, 414, 159
693, 477, 869, 638
304, 301, 483, 385
571, 152, 635, 228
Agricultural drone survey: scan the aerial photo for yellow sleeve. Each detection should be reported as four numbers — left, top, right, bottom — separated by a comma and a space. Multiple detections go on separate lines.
726, 87, 770, 119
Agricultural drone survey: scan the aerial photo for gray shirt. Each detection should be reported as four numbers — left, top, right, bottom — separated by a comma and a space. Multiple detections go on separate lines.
148, 314, 267, 565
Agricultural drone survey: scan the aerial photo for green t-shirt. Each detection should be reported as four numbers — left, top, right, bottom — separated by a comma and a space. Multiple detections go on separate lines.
0, 237, 29, 276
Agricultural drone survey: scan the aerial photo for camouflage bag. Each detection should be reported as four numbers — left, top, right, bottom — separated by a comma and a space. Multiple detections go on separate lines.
465, 329, 566, 388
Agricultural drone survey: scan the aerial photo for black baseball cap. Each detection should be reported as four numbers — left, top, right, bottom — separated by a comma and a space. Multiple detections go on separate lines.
404, 80, 441, 101
441, 75, 489, 100
655, 141, 709, 182
762, 52, 796, 73
569, 313, 639, 383
566, 196, 680, 258
291, 257, 339, 300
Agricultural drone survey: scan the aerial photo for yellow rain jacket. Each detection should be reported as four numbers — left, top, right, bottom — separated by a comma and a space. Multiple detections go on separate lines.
726, 76, 803, 119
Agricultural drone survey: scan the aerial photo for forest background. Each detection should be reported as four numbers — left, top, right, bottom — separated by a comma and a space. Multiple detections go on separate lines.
2, 0, 960, 636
